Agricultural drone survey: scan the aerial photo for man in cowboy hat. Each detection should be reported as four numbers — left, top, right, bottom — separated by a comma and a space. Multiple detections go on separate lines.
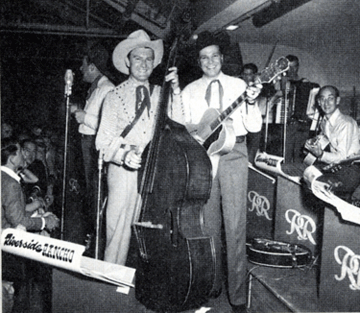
96, 29, 184, 265
181, 31, 262, 313
72, 43, 115, 237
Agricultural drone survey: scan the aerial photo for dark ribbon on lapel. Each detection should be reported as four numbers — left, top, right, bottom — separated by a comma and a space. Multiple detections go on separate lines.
205, 79, 224, 110
136, 85, 151, 117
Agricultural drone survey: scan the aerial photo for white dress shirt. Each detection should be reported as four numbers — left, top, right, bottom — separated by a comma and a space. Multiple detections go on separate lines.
181, 72, 262, 136
79, 75, 115, 135
320, 108, 360, 164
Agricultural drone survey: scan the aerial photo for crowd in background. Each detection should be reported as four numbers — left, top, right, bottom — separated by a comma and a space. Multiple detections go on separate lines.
1, 120, 65, 313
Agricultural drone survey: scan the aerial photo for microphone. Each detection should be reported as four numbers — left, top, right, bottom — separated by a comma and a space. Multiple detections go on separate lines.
64, 69, 74, 96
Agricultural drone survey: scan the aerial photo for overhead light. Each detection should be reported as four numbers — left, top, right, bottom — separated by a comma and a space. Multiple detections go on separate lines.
226, 25, 239, 31
218, 0, 274, 34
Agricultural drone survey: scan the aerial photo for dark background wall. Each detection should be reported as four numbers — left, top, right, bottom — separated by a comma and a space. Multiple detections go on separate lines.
1, 33, 125, 133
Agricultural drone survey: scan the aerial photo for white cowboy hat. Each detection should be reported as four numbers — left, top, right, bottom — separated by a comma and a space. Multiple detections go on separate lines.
112, 30, 164, 75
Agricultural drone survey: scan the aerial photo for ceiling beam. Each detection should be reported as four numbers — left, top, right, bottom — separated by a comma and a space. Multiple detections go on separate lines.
1, 22, 127, 38
29, 0, 117, 30
101, 0, 170, 38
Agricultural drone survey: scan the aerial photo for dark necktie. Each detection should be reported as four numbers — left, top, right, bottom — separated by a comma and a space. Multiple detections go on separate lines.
136, 85, 151, 117
205, 79, 224, 110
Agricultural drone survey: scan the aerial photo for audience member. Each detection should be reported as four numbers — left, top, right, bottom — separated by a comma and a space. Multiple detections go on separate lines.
30, 124, 43, 139
42, 127, 59, 180
1, 121, 14, 139
21, 139, 37, 167
20, 139, 49, 212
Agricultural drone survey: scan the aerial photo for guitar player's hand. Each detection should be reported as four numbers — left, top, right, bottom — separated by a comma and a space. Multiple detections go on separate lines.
304, 139, 323, 158
246, 80, 263, 103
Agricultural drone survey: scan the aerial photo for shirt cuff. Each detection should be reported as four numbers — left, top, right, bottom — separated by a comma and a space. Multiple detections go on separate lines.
41, 217, 46, 230
113, 148, 126, 165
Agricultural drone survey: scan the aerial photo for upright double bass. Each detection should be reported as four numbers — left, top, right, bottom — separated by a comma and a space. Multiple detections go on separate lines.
132, 38, 216, 312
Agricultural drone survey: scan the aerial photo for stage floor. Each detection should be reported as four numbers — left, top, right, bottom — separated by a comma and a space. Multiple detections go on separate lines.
49, 170, 351, 313
51, 262, 323, 313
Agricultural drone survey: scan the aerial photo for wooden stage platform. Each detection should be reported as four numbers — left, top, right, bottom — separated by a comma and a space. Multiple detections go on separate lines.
40, 165, 357, 312
52, 257, 357, 313
51, 261, 339, 313
246, 169, 360, 313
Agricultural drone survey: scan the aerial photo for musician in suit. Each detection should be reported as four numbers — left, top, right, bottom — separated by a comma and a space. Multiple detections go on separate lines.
72, 43, 115, 234
181, 31, 262, 313
95, 30, 184, 265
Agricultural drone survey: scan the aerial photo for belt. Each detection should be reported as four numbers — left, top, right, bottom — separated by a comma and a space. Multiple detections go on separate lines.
235, 135, 246, 143
81, 134, 95, 138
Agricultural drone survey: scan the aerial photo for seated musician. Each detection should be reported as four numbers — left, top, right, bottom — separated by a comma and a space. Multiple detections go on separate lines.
303, 85, 360, 199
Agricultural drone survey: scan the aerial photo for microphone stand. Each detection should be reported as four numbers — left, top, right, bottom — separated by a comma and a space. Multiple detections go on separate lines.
282, 80, 290, 163
61, 70, 73, 240
95, 153, 104, 259
264, 97, 270, 152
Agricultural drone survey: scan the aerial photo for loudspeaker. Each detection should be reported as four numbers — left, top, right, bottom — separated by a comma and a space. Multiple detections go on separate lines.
247, 166, 276, 241
319, 207, 360, 312
274, 176, 324, 258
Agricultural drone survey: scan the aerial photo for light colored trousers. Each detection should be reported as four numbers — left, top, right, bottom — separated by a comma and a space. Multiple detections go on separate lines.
104, 163, 138, 265
203, 140, 248, 306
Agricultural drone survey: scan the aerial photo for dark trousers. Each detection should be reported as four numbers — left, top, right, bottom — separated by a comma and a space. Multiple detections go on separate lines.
81, 134, 98, 231
317, 163, 360, 200
285, 121, 311, 163
247, 131, 261, 163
